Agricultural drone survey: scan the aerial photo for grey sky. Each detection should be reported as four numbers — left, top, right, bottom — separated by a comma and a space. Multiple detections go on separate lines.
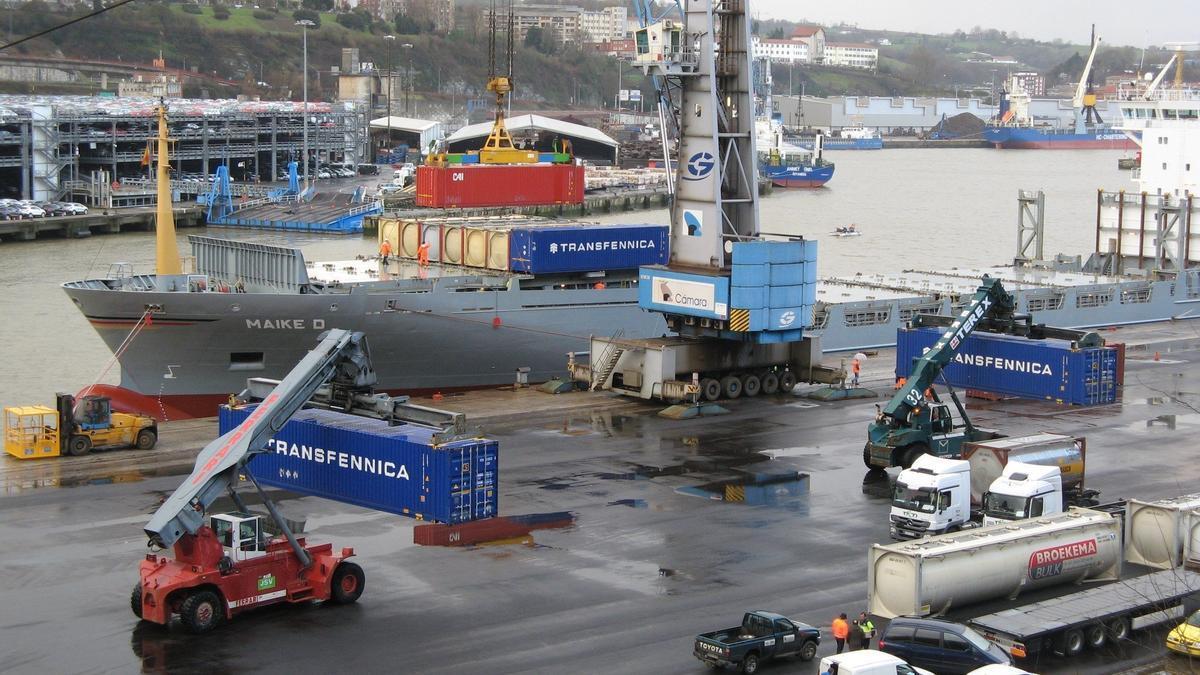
751, 0, 1195, 48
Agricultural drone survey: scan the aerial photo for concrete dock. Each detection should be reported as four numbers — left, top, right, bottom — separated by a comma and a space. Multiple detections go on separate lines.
1, 322, 1198, 673
0, 205, 204, 242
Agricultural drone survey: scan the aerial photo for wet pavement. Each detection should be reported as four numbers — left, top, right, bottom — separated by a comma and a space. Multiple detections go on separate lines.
2, 337, 1200, 674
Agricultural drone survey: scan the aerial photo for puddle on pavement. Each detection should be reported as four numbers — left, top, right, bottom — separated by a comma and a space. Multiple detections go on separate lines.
678, 471, 810, 508
542, 413, 641, 438
2, 463, 191, 495
861, 470, 893, 500
1138, 413, 1200, 431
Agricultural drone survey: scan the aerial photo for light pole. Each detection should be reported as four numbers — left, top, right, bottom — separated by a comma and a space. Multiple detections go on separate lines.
401, 43, 414, 116
384, 34, 395, 157
296, 19, 314, 190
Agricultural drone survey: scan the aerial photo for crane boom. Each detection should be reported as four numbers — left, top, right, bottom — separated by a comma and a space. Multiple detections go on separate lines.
882, 276, 1015, 423
144, 329, 376, 548
1072, 33, 1102, 109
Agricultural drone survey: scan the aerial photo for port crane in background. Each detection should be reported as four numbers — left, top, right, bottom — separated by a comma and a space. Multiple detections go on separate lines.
1073, 26, 1104, 131
133, 329, 470, 632
572, 0, 842, 406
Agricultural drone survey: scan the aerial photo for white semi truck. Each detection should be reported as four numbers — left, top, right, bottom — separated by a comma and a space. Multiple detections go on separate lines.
888, 434, 1096, 540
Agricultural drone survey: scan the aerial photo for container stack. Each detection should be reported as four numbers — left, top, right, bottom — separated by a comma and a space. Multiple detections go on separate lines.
377, 216, 669, 275
219, 405, 498, 525
895, 326, 1120, 405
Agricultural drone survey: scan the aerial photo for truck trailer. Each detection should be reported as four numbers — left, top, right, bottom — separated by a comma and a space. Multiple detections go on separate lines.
969, 569, 1200, 661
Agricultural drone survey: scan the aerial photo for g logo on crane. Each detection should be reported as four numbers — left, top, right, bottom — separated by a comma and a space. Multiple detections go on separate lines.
683, 151, 715, 180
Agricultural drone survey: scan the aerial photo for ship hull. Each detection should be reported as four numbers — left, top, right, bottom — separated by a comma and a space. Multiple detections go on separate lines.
984, 127, 1137, 150
761, 163, 834, 188
64, 281, 667, 417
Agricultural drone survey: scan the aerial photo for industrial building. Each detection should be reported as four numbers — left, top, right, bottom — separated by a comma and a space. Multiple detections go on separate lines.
0, 95, 367, 201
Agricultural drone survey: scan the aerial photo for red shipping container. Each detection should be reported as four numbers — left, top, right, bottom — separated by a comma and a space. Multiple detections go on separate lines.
416, 164, 584, 208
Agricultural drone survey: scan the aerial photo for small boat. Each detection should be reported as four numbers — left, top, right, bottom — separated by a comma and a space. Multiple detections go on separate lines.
830, 226, 862, 238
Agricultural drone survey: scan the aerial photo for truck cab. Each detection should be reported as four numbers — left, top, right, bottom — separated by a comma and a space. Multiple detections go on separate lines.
890, 454, 972, 539
981, 462, 1064, 526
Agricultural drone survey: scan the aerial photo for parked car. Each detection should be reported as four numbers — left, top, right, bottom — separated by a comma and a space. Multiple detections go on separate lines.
819, 651, 935, 675
317, 169, 332, 179
693, 611, 820, 673
1167, 608, 1200, 657
879, 617, 1012, 675
61, 202, 89, 215
16, 203, 45, 218
36, 202, 67, 216
0, 206, 22, 219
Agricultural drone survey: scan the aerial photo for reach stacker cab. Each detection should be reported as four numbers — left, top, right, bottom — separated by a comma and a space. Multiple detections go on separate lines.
3, 393, 157, 459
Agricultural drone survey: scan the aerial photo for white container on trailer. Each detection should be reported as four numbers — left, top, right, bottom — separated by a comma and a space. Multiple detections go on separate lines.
1125, 494, 1200, 570
868, 508, 1122, 619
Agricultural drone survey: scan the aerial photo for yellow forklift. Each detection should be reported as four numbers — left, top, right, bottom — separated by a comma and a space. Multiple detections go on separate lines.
4, 393, 158, 459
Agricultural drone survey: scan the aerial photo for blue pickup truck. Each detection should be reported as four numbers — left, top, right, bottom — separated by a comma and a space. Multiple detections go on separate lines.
693, 610, 821, 673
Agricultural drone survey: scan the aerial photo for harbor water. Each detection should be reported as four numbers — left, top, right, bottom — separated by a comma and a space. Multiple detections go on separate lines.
0, 148, 1127, 407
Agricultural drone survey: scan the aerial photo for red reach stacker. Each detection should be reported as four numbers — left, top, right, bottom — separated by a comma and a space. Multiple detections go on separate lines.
131, 329, 471, 633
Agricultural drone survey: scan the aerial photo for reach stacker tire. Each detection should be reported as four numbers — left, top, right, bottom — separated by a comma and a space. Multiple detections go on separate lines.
179, 590, 224, 634
330, 561, 365, 604
131, 583, 143, 619
136, 429, 157, 450
68, 435, 91, 456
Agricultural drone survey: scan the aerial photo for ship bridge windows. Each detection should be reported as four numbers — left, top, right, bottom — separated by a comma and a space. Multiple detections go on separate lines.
1120, 287, 1152, 304
843, 308, 891, 327
1075, 291, 1113, 309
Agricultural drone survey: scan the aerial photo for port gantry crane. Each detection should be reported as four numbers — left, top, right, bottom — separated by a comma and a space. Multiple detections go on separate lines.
573, 0, 840, 405
134, 329, 470, 632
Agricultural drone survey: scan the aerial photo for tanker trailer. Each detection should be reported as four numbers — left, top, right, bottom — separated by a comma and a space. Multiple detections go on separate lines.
868, 508, 1122, 619
1125, 494, 1200, 570
962, 434, 1095, 507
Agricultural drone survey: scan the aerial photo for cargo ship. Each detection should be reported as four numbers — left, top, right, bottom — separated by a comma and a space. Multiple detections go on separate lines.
982, 126, 1135, 150
62, 64, 1199, 419
758, 126, 834, 188
790, 127, 883, 151
984, 33, 1138, 151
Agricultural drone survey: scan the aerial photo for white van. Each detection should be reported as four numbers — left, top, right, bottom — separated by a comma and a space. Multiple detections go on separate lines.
819, 651, 935, 675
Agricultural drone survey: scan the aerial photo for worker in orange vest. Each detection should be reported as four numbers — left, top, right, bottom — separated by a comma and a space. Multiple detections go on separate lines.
379, 239, 392, 266
417, 240, 431, 267
832, 613, 850, 653
851, 356, 862, 387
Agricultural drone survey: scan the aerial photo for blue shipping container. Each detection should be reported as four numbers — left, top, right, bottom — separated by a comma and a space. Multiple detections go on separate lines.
895, 327, 1118, 405
219, 405, 498, 524
508, 223, 669, 274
